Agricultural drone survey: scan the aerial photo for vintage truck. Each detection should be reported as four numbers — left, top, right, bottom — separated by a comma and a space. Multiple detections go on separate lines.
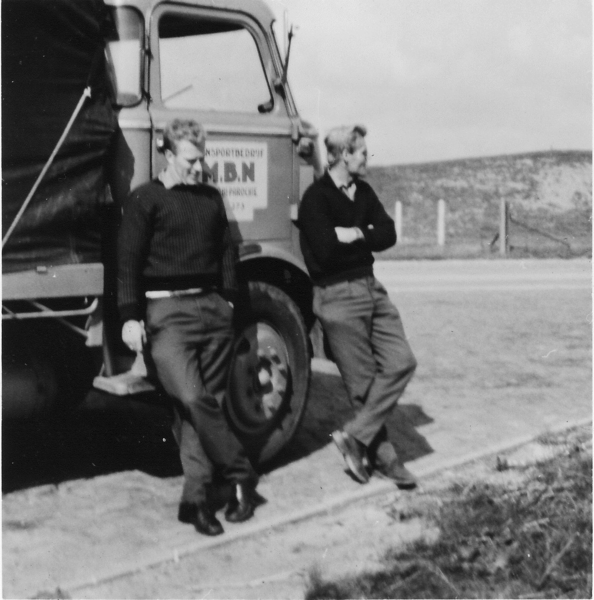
2, 0, 323, 463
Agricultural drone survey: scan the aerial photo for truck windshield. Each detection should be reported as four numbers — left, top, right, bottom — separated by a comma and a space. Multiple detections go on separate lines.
105, 7, 143, 106
158, 13, 272, 113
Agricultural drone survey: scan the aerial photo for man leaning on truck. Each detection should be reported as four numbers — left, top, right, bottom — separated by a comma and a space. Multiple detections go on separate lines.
117, 118, 259, 536
298, 125, 418, 489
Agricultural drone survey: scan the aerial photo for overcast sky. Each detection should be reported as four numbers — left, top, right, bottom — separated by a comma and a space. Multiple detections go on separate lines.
269, 0, 592, 166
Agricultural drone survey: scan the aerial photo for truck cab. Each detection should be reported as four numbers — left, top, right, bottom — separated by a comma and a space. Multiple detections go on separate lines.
2, 0, 322, 463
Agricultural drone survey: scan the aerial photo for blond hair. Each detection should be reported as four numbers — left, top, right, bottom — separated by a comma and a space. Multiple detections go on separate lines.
324, 125, 367, 167
161, 119, 206, 154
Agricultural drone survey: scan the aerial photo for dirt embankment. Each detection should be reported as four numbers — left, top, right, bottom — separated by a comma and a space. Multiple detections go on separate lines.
367, 150, 592, 253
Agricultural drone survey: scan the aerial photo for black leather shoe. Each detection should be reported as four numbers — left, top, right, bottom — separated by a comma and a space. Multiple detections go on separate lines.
331, 430, 370, 483
178, 502, 224, 536
378, 459, 418, 490
225, 479, 258, 523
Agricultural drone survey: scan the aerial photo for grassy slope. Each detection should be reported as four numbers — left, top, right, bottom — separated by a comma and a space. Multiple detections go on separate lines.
305, 426, 592, 599
366, 150, 592, 258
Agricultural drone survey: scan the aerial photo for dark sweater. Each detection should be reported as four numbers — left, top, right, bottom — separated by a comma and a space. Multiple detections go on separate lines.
298, 172, 396, 286
117, 180, 237, 323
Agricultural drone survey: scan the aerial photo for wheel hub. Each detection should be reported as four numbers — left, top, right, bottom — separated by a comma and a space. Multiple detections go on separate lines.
229, 322, 289, 429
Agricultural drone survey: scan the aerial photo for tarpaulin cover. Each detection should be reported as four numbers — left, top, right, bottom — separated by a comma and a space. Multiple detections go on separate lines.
2, 0, 119, 273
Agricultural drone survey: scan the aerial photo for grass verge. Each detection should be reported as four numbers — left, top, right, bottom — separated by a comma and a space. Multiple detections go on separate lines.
306, 427, 592, 599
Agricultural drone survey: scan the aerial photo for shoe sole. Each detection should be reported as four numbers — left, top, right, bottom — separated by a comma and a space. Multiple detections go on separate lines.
375, 469, 418, 490
225, 506, 255, 523
332, 432, 369, 483
194, 524, 224, 536
378, 474, 417, 490
396, 481, 417, 490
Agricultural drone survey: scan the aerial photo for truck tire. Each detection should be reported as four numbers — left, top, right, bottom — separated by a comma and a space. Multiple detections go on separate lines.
226, 281, 311, 464
2, 320, 96, 420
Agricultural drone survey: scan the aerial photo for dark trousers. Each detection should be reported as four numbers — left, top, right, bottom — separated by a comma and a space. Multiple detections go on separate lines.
313, 275, 417, 467
146, 293, 253, 505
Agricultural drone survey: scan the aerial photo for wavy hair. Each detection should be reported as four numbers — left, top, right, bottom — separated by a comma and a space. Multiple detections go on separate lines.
161, 119, 206, 154
324, 125, 367, 167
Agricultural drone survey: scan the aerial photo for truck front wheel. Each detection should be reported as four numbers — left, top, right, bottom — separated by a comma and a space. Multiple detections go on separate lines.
226, 281, 311, 464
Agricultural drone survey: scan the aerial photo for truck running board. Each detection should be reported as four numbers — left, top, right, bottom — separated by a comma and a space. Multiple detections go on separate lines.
93, 352, 156, 396
93, 372, 156, 396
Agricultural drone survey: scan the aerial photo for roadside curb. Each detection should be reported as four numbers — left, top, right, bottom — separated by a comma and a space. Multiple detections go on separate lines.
67, 415, 592, 595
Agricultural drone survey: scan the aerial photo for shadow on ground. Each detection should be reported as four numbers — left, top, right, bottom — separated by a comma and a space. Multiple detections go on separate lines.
2, 392, 180, 494
262, 369, 434, 473
3, 370, 434, 494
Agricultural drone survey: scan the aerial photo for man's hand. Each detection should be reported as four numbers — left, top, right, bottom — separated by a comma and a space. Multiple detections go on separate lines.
335, 226, 364, 244
122, 320, 146, 352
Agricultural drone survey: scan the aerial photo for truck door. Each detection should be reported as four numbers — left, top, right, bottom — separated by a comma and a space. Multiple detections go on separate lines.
148, 4, 295, 243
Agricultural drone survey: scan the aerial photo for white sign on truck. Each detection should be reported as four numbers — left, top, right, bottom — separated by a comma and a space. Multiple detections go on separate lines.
205, 141, 268, 222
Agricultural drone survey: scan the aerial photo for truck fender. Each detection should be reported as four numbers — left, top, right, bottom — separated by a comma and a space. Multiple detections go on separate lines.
238, 241, 309, 277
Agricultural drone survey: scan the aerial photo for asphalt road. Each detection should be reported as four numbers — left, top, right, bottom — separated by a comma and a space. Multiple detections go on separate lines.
374, 258, 591, 292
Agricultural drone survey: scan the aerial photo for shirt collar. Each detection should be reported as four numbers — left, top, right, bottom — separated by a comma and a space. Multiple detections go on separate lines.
327, 169, 356, 200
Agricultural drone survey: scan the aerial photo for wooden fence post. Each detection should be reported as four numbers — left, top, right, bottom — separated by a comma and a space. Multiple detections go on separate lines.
437, 199, 446, 246
395, 201, 403, 242
500, 197, 509, 256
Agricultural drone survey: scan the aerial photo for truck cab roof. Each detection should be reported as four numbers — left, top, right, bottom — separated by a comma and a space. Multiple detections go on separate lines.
105, 0, 277, 30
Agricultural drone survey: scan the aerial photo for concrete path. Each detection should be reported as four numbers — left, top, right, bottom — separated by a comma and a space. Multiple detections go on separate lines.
3, 259, 591, 598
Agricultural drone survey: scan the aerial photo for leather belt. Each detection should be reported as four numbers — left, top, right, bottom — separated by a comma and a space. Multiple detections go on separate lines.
146, 287, 206, 299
